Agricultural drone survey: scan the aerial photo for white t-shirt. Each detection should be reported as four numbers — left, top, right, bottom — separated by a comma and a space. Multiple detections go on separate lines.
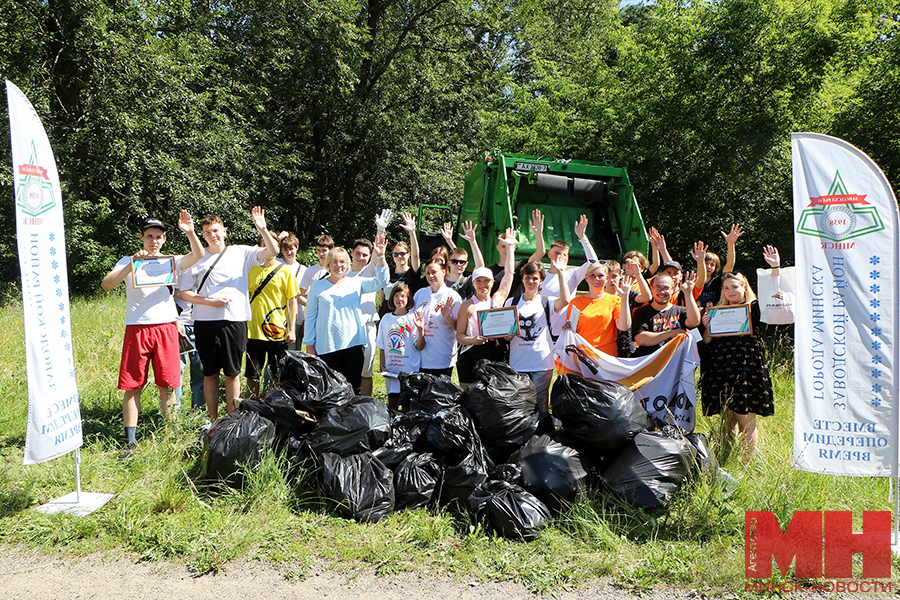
349, 262, 380, 323
178, 245, 263, 322
299, 263, 327, 292
539, 262, 591, 300
505, 294, 567, 372
376, 312, 422, 394
282, 260, 307, 320
118, 255, 185, 325
412, 285, 461, 369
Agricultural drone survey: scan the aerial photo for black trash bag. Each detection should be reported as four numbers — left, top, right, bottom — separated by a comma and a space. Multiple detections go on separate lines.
602, 429, 697, 510
279, 351, 354, 416
508, 434, 588, 514
468, 480, 552, 541
550, 374, 646, 456
373, 411, 432, 469
307, 397, 391, 458
422, 406, 494, 504
394, 452, 442, 510
240, 388, 317, 441
399, 372, 462, 413
685, 432, 715, 474
495, 462, 522, 484
320, 452, 395, 523
201, 411, 276, 485
284, 436, 316, 481
461, 361, 541, 463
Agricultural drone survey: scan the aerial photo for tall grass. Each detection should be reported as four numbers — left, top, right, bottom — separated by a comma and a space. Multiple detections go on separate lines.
0, 294, 896, 593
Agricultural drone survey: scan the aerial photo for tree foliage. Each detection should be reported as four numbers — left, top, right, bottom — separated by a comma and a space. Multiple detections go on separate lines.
0, 0, 896, 293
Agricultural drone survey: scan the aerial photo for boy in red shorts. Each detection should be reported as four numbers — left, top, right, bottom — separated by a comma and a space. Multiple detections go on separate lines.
101, 211, 204, 455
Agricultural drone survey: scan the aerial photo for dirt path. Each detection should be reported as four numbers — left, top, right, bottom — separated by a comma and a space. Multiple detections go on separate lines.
0, 547, 708, 600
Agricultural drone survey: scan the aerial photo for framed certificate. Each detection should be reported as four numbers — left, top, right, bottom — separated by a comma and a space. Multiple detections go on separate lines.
477, 306, 520, 338
707, 303, 752, 337
132, 255, 177, 288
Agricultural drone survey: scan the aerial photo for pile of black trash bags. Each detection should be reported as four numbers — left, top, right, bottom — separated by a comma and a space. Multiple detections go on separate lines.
200, 351, 715, 541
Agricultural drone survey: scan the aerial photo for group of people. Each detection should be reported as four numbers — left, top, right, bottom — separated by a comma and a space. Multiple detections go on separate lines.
104, 207, 780, 461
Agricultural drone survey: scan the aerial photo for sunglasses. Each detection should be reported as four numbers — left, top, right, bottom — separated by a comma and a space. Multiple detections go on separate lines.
450, 259, 468, 265
392, 251, 408, 257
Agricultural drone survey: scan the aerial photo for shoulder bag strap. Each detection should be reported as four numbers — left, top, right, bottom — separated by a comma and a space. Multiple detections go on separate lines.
250, 263, 284, 304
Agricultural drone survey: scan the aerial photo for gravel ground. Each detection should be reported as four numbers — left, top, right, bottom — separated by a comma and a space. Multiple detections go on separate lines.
0, 548, 718, 600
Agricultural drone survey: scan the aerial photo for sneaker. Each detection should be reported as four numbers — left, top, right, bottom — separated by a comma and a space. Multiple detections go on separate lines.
118, 442, 137, 460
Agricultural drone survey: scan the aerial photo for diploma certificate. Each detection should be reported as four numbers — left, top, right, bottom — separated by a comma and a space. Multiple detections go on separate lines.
707, 303, 752, 337
477, 306, 520, 338
132, 255, 177, 288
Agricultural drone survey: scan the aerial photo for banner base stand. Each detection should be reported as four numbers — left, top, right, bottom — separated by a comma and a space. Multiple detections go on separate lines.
34, 491, 115, 517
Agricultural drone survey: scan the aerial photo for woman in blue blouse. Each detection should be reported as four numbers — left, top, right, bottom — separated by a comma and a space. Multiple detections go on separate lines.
304, 233, 389, 393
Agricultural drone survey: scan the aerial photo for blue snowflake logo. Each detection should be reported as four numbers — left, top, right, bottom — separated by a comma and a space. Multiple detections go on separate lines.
871, 299, 881, 309
872, 326, 883, 337
60, 329, 68, 339
873, 340, 882, 351
871, 284, 881, 294
53, 275, 60, 284
873, 355, 883, 365
49, 233, 55, 242
871, 312, 881, 322
872, 369, 883, 379
872, 398, 882, 407
870, 256, 881, 265
60, 316, 66, 325
64, 342, 71, 351
52, 260, 58, 270
873, 383, 883, 394
50, 247, 56, 256
870, 270, 881, 280
58, 302, 65, 312
69, 369, 75, 378
55, 289, 62, 297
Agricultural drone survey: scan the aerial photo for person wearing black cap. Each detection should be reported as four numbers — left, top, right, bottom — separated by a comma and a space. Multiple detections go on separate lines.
101, 211, 204, 457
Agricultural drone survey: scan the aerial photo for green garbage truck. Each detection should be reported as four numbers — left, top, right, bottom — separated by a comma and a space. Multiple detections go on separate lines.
419, 151, 649, 268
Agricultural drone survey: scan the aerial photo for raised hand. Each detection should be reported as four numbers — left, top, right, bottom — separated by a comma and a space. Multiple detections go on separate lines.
616, 275, 636, 297
649, 227, 667, 251
441, 222, 454, 242
530, 209, 544, 236
178, 210, 195, 234
680, 271, 698, 291
690, 241, 708, 263
461, 220, 477, 242
623, 257, 642, 277
440, 296, 456, 322
549, 253, 567, 273
763, 245, 780, 268
722, 223, 744, 245
373, 233, 388, 257
375, 208, 394, 233
251, 206, 268, 231
574, 214, 588, 239
400, 212, 416, 232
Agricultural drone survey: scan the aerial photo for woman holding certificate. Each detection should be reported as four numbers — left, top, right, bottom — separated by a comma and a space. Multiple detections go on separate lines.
455, 230, 516, 390
699, 246, 780, 461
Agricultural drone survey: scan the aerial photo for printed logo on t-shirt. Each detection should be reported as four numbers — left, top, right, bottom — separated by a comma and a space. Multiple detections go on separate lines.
387, 321, 413, 354
652, 313, 682, 332
262, 305, 288, 341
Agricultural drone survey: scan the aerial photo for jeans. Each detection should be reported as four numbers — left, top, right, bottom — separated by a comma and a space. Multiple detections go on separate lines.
174, 325, 205, 410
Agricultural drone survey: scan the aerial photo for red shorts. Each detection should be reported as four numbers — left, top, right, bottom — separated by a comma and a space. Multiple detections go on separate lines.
118, 322, 182, 391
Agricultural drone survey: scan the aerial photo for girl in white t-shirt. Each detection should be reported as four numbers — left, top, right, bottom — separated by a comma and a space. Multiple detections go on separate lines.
412, 259, 461, 376
503, 257, 570, 410
377, 283, 425, 410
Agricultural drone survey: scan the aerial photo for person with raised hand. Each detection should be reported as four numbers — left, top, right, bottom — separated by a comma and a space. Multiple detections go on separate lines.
178, 206, 278, 421
563, 261, 633, 357
444, 220, 485, 300
698, 223, 744, 308
455, 228, 516, 390
102, 210, 204, 455
700, 247, 777, 462
537, 212, 602, 300
632, 271, 701, 357
411, 256, 461, 378
378, 211, 422, 318
303, 233, 390, 395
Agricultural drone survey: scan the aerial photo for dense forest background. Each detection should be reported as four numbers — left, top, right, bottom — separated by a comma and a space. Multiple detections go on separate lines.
0, 0, 897, 295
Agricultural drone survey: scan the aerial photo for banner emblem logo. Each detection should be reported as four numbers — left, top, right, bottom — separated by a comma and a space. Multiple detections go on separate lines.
16, 141, 56, 217
796, 171, 883, 241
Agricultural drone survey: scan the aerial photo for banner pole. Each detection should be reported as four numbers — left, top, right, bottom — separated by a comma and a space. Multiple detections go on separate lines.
75, 448, 82, 502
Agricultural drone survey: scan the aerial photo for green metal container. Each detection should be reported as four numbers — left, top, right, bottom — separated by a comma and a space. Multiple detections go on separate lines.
455, 151, 649, 267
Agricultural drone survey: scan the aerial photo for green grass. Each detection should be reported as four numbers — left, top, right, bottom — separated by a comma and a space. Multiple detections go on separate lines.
0, 293, 897, 595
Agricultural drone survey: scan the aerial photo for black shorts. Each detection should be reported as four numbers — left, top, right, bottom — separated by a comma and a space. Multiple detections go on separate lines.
319, 345, 365, 395
194, 320, 247, 378
245, 338, 287, 380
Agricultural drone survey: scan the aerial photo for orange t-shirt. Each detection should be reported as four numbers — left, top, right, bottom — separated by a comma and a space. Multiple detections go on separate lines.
567, 294, 621, 356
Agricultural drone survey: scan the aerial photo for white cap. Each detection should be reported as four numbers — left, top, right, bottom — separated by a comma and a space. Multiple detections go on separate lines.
472, 267, 494, 281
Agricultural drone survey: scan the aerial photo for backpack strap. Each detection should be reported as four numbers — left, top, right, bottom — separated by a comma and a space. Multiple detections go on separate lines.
250, 263, 284, 304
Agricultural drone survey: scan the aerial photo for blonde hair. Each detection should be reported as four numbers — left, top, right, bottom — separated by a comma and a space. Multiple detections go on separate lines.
585, 261, 609, 277
325, 247, 350, 273
716, 272, 756, 306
